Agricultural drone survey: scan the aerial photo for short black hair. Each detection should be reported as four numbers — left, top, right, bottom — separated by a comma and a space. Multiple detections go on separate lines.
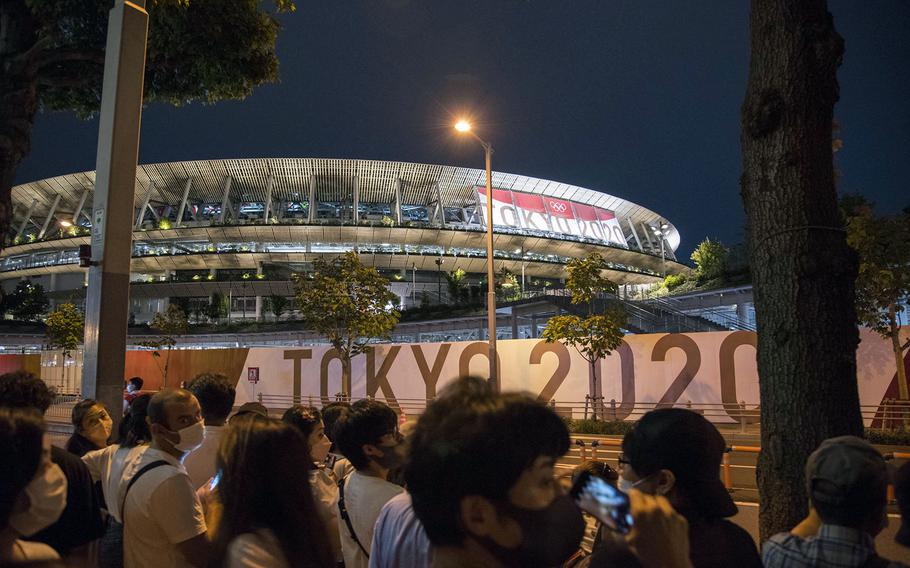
282, 405, 322, 440
0, 407, 45, 526
321, 401, 351, 444
0, 370, 55, 413
186, 373, 236, 422
148, 388, 194, 428
119, 393, 152, 447
333, 399, 397, 470
128, 377, 144, 390
405, 376, 570, 546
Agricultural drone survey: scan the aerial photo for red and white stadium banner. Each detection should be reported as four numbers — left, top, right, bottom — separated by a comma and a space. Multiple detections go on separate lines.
476, 187, 628, 247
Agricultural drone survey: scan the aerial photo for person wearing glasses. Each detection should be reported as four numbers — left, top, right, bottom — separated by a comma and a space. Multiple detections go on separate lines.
332, 400, 406, 568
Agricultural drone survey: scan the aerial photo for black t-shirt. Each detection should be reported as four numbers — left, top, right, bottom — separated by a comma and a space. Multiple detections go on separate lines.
64, 433, 101, 458
687, 516, 763, 568
25, 445, 105, 555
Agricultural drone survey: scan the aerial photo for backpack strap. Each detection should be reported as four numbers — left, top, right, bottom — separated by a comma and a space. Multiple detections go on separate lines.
119, 460, 171, 522
337, 477, 370, 558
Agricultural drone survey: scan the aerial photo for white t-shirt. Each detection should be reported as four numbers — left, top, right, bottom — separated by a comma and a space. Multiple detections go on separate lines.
182, 424, 224, 489
338, 471, 404, 568
227, 529, 289, 568
310, 466, 342, 562
369, 492, 434, 568
82, 444, 148, 522
122, 447, 207, 568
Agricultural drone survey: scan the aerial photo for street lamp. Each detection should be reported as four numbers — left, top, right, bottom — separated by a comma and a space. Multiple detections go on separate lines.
651, 222, 670, 277
455, 119, 498, 389
435, 257, 444, 303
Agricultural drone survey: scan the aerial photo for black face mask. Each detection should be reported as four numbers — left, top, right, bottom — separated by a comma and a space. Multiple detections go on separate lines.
474, 494, 586, 568
374, 441, 406, 471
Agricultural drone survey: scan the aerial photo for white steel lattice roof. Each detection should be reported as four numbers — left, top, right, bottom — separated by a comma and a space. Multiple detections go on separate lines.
11, 158, 680, 250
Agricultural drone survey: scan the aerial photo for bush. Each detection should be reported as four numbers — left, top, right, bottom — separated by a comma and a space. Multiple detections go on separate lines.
864, 428, 910, 447
663, 273, 688, 291
565, 418, 635, 436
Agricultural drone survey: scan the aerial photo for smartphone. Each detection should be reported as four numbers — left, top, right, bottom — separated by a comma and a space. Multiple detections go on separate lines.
570, 469, 634, 534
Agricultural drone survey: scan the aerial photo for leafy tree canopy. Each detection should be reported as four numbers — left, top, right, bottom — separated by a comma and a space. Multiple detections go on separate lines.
293, 252, 399, 361
6, 280, 49, 321
14, 0, 295, 117
690, 238, 728, 283
564, 253, 618, 308
44, 302, 84, 357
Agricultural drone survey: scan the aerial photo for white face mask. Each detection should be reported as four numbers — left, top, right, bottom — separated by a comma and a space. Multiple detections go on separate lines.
170, 420, 205, 453
617, 474, 650, 494
311, 434, 332, 465
9, 462, 68, 537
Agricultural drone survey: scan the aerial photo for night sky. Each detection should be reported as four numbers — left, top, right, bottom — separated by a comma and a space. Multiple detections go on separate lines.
15, 1, 910, 257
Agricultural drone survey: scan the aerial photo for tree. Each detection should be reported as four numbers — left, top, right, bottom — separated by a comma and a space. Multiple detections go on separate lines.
740, 0, 862, 540
266, 294, 288, 321
495, 267, 521, 302
206, 292, 227, 323
44, 302, 84, 358
541, 253, 625, 417
442, 268, 468, 304
0, 0, 296, 244
293, 252, 400, 396
843, 197, 910, 403
7, 280, 49, 321
140, 303, 187, 387
690, 238, 728, 283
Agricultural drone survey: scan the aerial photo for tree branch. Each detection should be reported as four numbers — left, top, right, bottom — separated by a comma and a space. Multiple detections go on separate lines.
32, 49, 104, 73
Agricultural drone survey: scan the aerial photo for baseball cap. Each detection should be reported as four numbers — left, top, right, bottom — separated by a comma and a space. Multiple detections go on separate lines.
894, 461, 910, 547
805, 436, 888, 506
621, 408, 736, 518
232, 401, 269, 419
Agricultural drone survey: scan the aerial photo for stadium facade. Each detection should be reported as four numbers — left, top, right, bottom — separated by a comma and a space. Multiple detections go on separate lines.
3, 158, 686, 323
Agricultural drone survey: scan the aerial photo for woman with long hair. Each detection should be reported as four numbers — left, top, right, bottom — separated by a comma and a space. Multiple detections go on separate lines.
65, 399, 113, 457
282, 405, 341, 563
209, 414, 334, 568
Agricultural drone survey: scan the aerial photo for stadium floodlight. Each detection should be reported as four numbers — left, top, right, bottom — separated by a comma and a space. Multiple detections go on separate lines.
59, 220, 73, 228
455, 119, 498, 390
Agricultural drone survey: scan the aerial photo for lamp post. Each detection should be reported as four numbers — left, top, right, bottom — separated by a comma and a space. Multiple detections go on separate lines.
455, 120, 498, 390
435, 257, 444, 303
651, 222, 670, 277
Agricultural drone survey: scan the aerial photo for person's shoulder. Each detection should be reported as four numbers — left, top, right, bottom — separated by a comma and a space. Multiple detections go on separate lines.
14, 539, 61, 561
51, 444, 92, 478
382, 491, 413, 512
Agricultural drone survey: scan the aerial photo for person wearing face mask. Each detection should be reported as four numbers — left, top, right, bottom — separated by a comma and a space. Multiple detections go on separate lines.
0, 370, 104, 563
763, 436, 909, 568
332, 399, 406, 568
618, 408, 761, 568
0, 407, 67, 563
119, 388, 209, 567
66, 399, 114, 457
283, 405, 343, 565
183, 373, 236, 489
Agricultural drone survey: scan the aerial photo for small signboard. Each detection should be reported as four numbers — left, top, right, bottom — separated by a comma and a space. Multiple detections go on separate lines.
247, 367, 260, 384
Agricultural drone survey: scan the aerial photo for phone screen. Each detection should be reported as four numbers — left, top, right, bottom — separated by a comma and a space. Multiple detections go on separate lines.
570, 470, 634, 534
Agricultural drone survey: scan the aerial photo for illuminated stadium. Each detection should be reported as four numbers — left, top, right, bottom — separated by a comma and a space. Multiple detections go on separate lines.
2, 158, 687, 326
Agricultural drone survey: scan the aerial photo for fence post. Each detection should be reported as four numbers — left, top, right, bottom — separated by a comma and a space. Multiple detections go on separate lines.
740, 400, 747, 433
257, 392, 263, 403
722, 449, 733, 490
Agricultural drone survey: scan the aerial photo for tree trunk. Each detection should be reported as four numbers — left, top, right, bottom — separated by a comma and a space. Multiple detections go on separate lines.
889, 303, 908, 401
0, 2, 39, 247
741, 0, 863, 541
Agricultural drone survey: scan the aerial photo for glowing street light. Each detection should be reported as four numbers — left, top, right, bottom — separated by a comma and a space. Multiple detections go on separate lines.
454, 119, 498, 390
59, 220, 73, 228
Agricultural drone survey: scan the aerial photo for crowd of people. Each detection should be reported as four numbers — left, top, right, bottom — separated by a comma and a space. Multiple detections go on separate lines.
0, 369, 909, 567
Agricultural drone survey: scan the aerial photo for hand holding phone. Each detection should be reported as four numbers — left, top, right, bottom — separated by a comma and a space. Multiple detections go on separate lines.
570, 469, 634, 534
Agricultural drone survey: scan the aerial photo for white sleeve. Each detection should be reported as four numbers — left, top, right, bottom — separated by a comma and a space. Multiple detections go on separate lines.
81, 447, 106, 481
227, 533, 287, 568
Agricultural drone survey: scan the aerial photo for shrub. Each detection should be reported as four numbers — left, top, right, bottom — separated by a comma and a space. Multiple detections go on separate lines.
565, 418, 635, 436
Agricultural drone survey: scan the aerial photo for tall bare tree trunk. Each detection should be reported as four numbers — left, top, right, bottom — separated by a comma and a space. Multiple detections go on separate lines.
741, 0, 863, 541
0, 2, 39, 247
889, 303, 908, 401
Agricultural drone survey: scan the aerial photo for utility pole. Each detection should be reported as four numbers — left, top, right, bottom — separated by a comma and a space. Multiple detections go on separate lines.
83, 0, 149, 426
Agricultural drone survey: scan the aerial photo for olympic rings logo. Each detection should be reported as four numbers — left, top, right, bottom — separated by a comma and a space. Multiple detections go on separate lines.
549, 202, 567, 213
